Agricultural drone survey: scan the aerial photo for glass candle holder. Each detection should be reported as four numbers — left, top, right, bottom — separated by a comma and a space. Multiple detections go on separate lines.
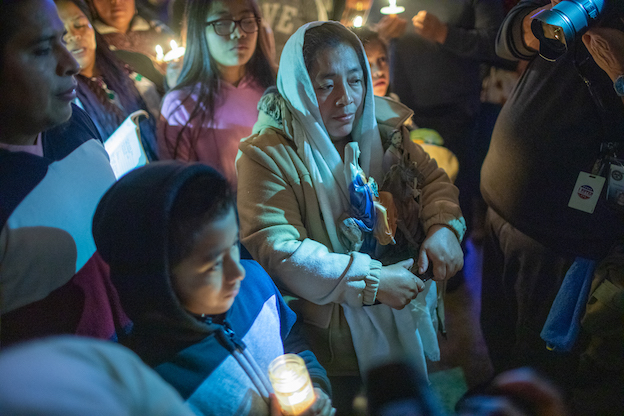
268, 354, 316, 415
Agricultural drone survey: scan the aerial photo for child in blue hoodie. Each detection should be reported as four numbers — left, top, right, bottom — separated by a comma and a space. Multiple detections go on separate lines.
92, 162, 334, 416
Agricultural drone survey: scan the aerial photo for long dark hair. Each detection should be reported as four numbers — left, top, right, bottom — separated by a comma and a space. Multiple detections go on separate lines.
163, 0, 276, 160
54, 0, 157, 159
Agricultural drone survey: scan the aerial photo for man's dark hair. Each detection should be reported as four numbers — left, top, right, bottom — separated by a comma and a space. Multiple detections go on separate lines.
0, 0, 24, 72
168, 171, 236, 270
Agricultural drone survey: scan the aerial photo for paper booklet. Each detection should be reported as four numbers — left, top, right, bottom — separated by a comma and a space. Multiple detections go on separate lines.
104, 110, 149, 179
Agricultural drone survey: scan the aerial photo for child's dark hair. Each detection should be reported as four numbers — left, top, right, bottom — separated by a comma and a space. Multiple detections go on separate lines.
351, 26, 387, 53
168, 170, 235, 269
302, 23, 368, 87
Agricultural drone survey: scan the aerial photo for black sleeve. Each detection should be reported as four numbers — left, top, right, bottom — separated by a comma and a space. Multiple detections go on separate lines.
496, 0, 550, 60
283, 321, 332, 398
42, 104, 104, 160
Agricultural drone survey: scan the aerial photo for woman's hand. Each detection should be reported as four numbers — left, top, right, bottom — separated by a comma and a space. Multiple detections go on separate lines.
417, 225, 463, 281
377, 259, 425, 310
270, 389, 336, 416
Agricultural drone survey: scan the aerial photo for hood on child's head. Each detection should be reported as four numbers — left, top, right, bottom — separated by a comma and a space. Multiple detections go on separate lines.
92, 161, 231, 341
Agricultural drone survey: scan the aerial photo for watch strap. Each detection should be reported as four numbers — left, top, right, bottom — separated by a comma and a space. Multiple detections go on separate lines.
614, 75, 624, 97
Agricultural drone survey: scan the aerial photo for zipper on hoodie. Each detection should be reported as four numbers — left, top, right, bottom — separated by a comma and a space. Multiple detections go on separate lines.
214, 320, 274, 402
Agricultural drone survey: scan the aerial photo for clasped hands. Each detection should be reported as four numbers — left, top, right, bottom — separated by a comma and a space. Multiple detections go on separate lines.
376, 224, 464, 310
376, 11, 448, 44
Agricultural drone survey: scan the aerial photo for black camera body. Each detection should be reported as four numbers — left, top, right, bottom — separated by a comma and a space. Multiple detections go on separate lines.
530, 0, 624, 60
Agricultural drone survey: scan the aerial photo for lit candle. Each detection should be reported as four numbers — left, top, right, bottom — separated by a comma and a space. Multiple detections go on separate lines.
268, 354, 316, 415
163, 39, 185, 63
380, 0, 405, 15
353, 15, 364, 27
155, 44, 164, 62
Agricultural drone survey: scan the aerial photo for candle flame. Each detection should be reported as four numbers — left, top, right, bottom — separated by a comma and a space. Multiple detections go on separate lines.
380, 0, 404, 15
353, 15, 363, 27
170, 40, 178, 50
155, 44, 164, 61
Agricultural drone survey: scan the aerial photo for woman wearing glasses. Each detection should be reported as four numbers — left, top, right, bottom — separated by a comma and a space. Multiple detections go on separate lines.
157, 0, 276, 188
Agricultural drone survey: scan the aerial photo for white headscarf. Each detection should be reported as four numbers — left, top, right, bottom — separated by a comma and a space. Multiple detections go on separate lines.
275, 22, 440, 376
276, 20, 384, 254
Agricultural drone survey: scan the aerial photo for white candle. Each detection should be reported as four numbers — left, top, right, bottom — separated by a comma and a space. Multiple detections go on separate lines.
381, 0, 405, 15
155, 44, 164, 62
163, 39, 185, 63
268, 354, 316, 415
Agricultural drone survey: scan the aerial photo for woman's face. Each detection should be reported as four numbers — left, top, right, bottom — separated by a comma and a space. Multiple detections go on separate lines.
92, 0, 135, 33
364, 39, 389, 97
205, 0, 258, 74
56, 1, 97, 77
309, 42, 365, 141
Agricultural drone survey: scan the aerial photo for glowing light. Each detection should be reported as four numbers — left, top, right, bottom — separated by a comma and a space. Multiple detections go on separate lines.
353, 15, 364, 27
381, 0, 405, 15
163, 39, 185, 62
155, 44, 164, 62
268, 355, 316, 415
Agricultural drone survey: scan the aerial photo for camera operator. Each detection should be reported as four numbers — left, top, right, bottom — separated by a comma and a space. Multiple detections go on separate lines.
480, 0, 624, 414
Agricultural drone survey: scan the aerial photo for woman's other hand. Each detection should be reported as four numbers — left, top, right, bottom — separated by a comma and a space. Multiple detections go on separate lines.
377, 259, 425, 310
418, 224, 463, 281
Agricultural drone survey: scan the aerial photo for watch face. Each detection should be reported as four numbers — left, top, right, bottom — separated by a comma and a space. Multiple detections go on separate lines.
615, 75, 624, 97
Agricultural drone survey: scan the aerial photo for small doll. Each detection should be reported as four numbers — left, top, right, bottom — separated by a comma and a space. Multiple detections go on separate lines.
339, 143, 396, 252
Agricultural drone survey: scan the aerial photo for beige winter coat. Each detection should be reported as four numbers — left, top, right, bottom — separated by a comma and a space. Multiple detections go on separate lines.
237, 92, 465, 374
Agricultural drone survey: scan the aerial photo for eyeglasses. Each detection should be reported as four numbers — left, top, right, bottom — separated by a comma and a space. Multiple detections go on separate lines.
205, 17, 261, 36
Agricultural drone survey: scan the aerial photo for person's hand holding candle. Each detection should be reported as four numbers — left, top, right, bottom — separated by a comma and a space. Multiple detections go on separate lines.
270, 389, 335, 416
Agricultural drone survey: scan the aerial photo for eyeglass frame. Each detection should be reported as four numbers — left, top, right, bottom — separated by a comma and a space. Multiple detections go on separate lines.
205, 17, 262, 36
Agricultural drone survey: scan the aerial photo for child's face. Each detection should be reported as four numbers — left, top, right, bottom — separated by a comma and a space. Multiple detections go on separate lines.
204, 0, 258, 74
364, 40, 389, 97
172, 208, 245, 316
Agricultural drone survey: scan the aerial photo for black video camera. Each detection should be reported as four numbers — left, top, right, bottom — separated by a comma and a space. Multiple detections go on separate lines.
530, 0, 624, 61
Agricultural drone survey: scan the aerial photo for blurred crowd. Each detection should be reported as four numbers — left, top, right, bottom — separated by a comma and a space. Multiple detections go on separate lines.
0, 0, 623, 415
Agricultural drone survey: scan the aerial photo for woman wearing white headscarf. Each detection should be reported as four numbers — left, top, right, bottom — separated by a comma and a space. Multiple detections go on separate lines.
237, 21, 465, 396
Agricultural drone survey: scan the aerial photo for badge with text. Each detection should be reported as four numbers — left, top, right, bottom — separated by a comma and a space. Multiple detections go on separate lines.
568, 172, 605, 214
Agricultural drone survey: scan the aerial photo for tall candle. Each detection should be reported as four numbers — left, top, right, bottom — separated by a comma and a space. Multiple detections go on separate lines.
268, 354, 316, 415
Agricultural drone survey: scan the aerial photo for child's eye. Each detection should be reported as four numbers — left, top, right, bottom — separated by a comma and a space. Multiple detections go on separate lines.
318, 84, 332, 91
207, 259, 224, 273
